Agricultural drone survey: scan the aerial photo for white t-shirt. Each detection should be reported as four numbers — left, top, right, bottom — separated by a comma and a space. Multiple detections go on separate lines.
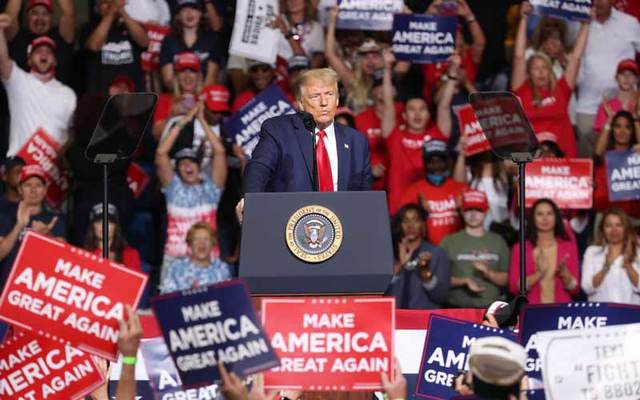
576, 8, 640, 114
4, 62, 76, 156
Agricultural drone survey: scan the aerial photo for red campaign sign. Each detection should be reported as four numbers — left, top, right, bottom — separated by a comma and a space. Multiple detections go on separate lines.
16, 128, 70, 208
525, 158, 593, 209
0, 331, 105, 399
455, 104, 491, 156
261, 297, 395, 391
0, 231, 148, 360
141, 24, 170, 72
126, 162, 150, 199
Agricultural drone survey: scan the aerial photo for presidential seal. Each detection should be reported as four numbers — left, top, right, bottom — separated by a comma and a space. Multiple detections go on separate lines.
285, 205, 343, 263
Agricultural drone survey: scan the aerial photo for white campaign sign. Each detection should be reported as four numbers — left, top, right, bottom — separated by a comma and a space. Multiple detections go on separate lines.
229, 0, 280, 64
537, 322, 640, 400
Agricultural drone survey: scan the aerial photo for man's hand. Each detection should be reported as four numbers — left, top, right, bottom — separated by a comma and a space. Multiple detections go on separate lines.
31, 217, 58, 236
247, 374, 278, 400
235, 198, 245, 224
16, 201, 33, 229
118, 306, 143, 357
466, 278, 485, 293
520, 1, 532, 18
381, 358, 407, 399
0, 13, 11, 30
371, 164, 386, 178
219, 362, 248, 400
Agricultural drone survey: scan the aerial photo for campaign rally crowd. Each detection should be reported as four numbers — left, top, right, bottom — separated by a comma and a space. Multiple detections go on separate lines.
0, 0, 639, 398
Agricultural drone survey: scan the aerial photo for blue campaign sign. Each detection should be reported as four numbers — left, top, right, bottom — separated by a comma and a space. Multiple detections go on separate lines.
605, 149, 640, 202
520, 302, 640, 395
392, 15, 457, 64
530, 0, 592, 22
140, 338, 220, 400
150, 279, 280, 388
223, 84, 295, 158
336, 0, 404, 31
415, 315, 518, 400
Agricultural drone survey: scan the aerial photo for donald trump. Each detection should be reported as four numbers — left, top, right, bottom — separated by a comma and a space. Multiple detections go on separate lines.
237, 68, 372, 220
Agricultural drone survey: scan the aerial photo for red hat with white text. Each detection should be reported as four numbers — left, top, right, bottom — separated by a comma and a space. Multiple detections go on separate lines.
19, 164, 47, 184
200, 85, 230, 112
460, 189, 489, 212
174, 51, 201, 72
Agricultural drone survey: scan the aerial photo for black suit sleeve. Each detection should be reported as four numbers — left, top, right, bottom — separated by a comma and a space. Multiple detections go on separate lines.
243, 120, 281, 193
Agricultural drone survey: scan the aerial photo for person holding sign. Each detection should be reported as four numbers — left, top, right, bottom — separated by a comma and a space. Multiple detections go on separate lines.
511, 1, 590, 158
161, 221, 231, 293
593, 110, 640, 218
508, 198, 580, 304
581, 208, 640, 305
386, 203, 451, 309
156, 100, 227, 285
383, 51, 459, 214
0, 164, 65, 289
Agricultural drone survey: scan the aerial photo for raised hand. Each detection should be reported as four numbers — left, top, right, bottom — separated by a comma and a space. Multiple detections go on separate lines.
381, 358, 407, 399
117, 306, 143, 357
31, 216, 58, 236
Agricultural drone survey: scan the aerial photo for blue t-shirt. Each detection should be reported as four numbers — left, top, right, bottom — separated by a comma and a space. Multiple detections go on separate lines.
161, 257, 231, 293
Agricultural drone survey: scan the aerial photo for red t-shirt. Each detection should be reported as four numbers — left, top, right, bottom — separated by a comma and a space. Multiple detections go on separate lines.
386, 126, 447, 215
421, 47, 478, 104
515, 77, 576, 157
354, 102, 404, 191
92, 246, 142, 272
593, 159, 640, 217
400, 179, 468, 245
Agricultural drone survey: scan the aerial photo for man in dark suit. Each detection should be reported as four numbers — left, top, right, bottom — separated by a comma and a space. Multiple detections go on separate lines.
236, 68, 372, 219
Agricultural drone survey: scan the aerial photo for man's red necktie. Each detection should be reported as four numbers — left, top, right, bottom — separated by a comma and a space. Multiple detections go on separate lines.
316, 130, 333, 192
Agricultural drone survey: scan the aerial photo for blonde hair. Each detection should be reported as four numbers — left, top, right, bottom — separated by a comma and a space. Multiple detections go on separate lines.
527, 52, 556, 107
346, 59, 373, 114
294, 68, 339, 100
186, 222, 217, 246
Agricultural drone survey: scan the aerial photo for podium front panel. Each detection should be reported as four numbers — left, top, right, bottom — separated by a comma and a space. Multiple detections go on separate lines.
239, 191, 393, 294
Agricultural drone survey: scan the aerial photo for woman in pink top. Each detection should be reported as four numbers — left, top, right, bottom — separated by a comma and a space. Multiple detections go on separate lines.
509, 198, 580, 304
511, 2, 590, 157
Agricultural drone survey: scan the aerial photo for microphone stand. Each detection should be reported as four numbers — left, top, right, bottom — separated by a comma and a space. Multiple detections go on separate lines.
312, 130, 318, 192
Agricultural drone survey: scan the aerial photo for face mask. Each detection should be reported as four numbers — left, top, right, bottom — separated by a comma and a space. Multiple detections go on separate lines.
426, 171, 449, 186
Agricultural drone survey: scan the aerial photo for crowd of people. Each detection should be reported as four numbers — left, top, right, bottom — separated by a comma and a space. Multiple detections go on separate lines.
0, 0, 639, 331
0, 0, 637, 398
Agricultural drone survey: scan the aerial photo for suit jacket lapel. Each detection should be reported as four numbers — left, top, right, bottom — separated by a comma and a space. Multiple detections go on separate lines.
293, 116, 314, 183
335, 124, 350, 191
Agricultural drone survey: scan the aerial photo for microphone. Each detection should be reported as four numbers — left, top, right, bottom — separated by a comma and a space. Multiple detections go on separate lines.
299, 111, 318, 191
300, 111, 316, 131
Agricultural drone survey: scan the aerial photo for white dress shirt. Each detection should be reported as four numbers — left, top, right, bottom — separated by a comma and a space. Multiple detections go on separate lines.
581, 245, 640, 305
576, 8, 640, 114
315, 123, 338, 191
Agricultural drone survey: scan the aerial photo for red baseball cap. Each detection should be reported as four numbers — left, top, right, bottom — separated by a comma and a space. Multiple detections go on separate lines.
460, 189, 489, 212
200, 85, 230, 112
616, 59, 639, 75
174, 51, 201, 72
536, 131, 558, 144
27, 0, 53, 12
19, 164, 47, 184
28, 35, 56, 55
